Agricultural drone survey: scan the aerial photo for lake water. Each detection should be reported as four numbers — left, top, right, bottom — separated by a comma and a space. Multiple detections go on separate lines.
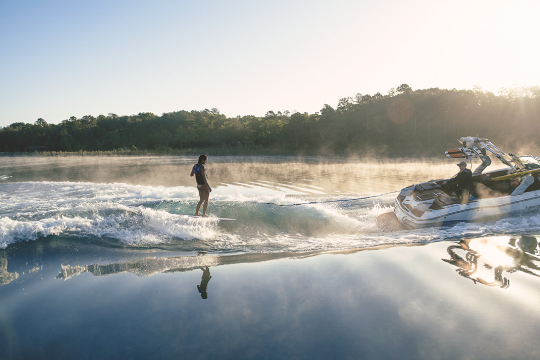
1, 156, 540, 359
0, 156, 520, 252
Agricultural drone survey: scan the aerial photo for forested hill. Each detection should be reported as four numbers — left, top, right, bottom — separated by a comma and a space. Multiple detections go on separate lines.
2, 84, 540, 156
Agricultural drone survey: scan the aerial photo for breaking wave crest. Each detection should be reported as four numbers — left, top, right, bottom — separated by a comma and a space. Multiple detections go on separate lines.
2, 181, 540, 252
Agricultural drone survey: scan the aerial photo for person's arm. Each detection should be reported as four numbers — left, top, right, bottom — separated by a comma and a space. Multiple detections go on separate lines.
202, 166, 211, 192
190, 166, 195, 177
446, 173, 459, 187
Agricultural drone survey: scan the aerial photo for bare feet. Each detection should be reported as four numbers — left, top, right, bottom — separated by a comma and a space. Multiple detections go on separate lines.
202, 214, 208, 217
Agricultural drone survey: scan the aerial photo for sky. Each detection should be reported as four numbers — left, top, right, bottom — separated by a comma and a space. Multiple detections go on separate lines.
1, 0, 539, 127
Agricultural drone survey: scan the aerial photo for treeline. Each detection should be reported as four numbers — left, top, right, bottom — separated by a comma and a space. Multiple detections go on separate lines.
1, 84, 540, 156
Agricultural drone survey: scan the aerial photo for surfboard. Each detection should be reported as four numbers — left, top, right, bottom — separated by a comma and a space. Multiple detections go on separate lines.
184, 215, 236, 221
491, 168, 540, 181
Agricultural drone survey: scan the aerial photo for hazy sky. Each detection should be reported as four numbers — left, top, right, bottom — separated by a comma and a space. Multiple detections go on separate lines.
1, 0, 538, 127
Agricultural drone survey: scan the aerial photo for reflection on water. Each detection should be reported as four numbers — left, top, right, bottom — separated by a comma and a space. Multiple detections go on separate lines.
4, 233, 537, 295
443, 235, 540, 288
3, 237, 540, 359
0, 252, 19, 285
197, 266, 212, 299
54, 250, 334, 282
6, 233, 540, 295
57, 253, 219, 280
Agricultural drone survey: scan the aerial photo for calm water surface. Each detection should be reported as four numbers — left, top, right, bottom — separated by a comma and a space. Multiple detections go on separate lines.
1, 156, 539, 359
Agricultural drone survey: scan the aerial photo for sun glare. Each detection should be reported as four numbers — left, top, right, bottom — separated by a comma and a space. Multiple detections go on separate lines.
468, 237, 515, 267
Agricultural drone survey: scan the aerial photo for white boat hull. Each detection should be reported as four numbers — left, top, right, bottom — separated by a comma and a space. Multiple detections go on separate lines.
394, 189, 540, 229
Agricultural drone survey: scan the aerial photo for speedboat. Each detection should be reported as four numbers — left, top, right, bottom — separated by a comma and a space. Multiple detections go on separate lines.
378, 136, 540, 229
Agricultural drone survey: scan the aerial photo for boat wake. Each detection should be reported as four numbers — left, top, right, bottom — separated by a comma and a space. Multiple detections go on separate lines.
1, 181, 540, 252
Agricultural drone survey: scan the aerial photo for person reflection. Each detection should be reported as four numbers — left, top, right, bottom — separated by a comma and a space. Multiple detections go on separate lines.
476, 265, 510, 289
442, 244, 479, 282
197, 266, 212, 299
443, 236, 540, 289
511, 235, 539, 255
443, 241, 510, 288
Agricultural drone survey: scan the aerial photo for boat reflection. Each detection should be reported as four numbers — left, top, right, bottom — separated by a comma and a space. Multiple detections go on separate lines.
442, 235, 540, 288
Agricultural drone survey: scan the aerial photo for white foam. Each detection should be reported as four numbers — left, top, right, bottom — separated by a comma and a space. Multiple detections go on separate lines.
3, 180, 540, 252
0, 216, 93, 248
0, 206, 221, 249
0, 181, 227, 248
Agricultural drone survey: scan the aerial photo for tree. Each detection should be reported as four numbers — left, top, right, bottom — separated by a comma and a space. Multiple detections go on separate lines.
60, 133, 80, 151
337, 97, 353, 114
396, 84, 412, 94
35, 118, 48, 127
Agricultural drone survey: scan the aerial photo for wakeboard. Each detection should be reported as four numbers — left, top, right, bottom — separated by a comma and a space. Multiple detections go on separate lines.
184, 215, 236, 221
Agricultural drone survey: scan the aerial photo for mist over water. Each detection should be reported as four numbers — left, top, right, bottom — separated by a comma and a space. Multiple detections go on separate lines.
0, 156, 531, 252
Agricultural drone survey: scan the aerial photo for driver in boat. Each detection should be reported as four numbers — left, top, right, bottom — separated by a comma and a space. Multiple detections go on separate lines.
442, 161, 473, 204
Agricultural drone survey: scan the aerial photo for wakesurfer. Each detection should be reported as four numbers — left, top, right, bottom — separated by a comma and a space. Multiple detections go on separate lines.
190, 154, 212, 217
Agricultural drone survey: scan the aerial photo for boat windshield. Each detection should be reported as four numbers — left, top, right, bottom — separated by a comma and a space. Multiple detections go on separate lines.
519, 156, 540, 169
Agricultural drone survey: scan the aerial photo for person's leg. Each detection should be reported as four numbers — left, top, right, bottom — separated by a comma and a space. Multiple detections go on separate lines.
195, 188, 204, 216
460, 189, 469, 204
201, 187, 210, 216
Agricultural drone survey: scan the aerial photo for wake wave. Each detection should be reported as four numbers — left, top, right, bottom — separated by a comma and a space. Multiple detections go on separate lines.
1, 181, 540, 252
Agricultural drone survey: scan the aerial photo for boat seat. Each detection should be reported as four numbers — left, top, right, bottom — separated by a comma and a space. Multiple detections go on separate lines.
414, 181, 441, 192
430, 193, 460, 209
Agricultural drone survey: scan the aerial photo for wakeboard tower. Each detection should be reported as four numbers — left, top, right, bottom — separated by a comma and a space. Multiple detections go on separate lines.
378, 136, 540, 230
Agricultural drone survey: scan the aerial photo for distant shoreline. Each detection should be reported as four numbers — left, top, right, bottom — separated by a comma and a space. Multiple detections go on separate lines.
0, 144, 448, 158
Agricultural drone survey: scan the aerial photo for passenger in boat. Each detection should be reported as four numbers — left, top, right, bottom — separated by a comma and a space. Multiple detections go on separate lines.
509, 171, 540, 194
485, 171, 540, 196
508, 178, 522, 195
511, 174, 535, 195
474, 179, 499, 199
442, 161, 473, 203
472, 150, 491, 176
474, 174, 521, 198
